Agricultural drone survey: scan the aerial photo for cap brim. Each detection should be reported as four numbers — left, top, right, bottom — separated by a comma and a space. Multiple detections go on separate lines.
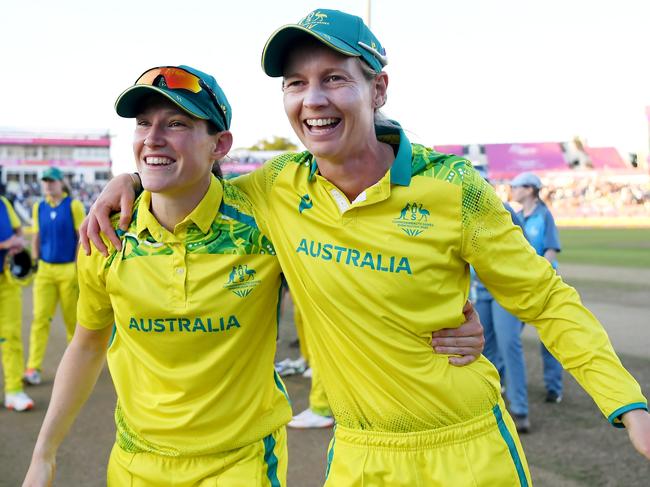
114, 85, 211, 121
262, 25, 361, 77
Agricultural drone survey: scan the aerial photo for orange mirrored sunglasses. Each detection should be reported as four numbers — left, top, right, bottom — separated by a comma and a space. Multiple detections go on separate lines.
136, 67, 203, 92
135, 66, 226, 128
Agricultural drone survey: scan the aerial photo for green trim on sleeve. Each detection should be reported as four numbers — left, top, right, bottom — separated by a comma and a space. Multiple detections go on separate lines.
608, 402, 648, 428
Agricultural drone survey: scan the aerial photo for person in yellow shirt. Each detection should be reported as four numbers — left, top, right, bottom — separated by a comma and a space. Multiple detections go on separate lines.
24, 168, 86, 385
0, 194, 35, 412
83, 9, 650, 486
23, 65, 291, 487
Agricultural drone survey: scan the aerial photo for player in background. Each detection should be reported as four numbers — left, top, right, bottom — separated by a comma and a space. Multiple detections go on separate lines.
24, 168, 86, 386
287, 305, 334, 429
471, 167, 531, 433
510, 171, 564, 404
0, 192, 34, 411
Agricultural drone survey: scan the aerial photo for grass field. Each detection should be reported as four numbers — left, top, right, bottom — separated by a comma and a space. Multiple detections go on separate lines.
558, 228, 650, 268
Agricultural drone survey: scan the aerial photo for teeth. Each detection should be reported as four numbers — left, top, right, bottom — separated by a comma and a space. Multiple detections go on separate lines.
306, 118, 339, 127
145, 157, 174, 165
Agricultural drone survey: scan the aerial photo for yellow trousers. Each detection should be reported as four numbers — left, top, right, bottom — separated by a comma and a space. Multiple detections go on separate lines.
27, 261, 78, 371
324, 402, 532, 487
0, 274, 25, 394
295, 305, 331, 416
107, 426, 287, 486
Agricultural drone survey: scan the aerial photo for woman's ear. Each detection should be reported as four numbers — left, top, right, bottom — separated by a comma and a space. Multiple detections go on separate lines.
212, 131, 234, 160
373, 71, 389, 109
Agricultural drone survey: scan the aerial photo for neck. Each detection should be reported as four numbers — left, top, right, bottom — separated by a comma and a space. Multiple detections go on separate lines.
316, 141, 395, 201
521, 198, 538, 215
150, 176, 211, 232
47, 194, 64, 204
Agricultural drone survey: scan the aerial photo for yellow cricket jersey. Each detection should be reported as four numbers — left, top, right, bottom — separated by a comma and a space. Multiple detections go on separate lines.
0, 196, 21, 271
1, 196, 20, 227
77, 176, 291, 456
32, 193, 86, 232
234, 124, 647, 433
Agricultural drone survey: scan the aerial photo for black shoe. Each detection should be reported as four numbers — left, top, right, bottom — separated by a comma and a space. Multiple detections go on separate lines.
545, 391, 562, 403
513, 414, 531, 434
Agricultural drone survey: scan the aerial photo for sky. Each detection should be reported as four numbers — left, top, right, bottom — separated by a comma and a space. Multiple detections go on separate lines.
2, 0, 649, 174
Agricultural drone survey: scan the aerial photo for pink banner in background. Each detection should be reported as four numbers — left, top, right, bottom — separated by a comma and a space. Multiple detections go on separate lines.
484, 143, 567, 179
583, 147, 627, 170
433, 145, 465, 156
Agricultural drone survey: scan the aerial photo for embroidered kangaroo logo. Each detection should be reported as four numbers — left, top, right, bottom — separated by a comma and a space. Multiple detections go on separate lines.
393, 202, 434, 237
418, 204, 430, 221
224, 264, 260, 297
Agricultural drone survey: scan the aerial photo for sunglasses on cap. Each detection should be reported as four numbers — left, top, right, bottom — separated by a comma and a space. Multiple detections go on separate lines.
135, 67, 227, 129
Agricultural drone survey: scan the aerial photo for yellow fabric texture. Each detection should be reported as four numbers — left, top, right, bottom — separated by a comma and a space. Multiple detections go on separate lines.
77, 176, 291, 456
31, 194, 86, 232
107, 426, 287, 487
294, 305, 331, 416
233, 132, 646, 435
27, 261, 78, 370
0, 273, 24, 393
1, 196, 20, 231
324, 402, 531, 487
1, 197, 25, 393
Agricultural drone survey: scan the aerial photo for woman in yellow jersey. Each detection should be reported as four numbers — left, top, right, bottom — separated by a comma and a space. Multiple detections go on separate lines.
24, 65, 484, 487
0, 193, 35, 412
84, 9, 650, 486
24, 167, 86, 386
23, 65, 293, 487
256, 12, 650, 486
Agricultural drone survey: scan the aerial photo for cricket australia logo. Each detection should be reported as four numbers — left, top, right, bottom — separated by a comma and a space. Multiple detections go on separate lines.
392, 202, 434, 237
223, 264, 260, 298
299, 11, 329, 30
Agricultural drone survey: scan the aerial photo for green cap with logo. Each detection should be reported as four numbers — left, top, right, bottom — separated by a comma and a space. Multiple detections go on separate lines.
114, 65, 232, 131
262, 8, 388, 77
41, 167, 64, 181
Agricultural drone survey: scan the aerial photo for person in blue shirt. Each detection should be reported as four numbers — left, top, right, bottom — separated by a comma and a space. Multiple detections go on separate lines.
472, 167, 530, 432
511, 171, 564, 403
24, 168, 86, 386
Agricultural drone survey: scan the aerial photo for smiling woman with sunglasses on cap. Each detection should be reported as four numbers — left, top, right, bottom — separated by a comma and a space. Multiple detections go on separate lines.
22, 65, 293, 487
23, 64, 483, 487
81, 8, 650, 486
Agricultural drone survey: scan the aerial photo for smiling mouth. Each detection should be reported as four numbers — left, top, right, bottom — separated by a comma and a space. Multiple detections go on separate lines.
304, 118, 341, 133
144, 156, 175, 166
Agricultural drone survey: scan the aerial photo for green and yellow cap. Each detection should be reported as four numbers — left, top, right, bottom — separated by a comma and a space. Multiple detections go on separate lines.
41, 167, 64, 181
114, 65, 231, 131
262, 8, 388, 77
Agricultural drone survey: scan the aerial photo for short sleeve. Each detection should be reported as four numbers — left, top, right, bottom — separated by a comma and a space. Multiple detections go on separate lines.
32, 202, 40, 233
71, 199, 87, 231
76, 245, 114, 330
543, 207, 561, 252
2, 197, 21, 229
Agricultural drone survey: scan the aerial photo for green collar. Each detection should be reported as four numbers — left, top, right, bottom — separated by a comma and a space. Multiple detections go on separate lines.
135, 175, 223, 239
377, 122, 412, 186
308, 121, 412, 186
